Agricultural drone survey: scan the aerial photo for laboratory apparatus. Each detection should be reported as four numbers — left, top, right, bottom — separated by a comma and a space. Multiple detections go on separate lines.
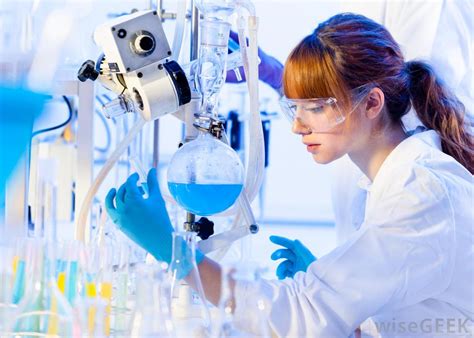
170, 231, 211, 337
194, 19, 231, 116
80, 10, 191, 121
1, 0, 267, 336
75, 0, 264, 256
75, 9, 192, 242
167, 132, 245, 216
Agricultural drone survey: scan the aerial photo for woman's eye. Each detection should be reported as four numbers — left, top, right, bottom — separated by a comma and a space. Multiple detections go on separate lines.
307, 106, 324, 113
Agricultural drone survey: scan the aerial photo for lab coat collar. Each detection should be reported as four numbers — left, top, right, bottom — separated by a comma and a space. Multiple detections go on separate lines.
356, 129, 441, 192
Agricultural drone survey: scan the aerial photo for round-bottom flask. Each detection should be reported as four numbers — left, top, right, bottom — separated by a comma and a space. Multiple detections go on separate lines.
167, 133, 244, 216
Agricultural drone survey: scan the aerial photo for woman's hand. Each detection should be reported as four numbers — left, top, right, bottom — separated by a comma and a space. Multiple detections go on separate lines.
105, 168, 174, 263
270, 235, 317, 280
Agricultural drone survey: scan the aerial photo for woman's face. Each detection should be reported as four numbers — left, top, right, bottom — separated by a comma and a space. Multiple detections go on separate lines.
292, 101, 371, 164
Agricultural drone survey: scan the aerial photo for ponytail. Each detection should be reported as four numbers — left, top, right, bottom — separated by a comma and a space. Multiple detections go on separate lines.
406, 61, 474, 174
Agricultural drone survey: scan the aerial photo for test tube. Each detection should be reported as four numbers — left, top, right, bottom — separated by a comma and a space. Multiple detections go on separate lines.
129, 155, 149, 197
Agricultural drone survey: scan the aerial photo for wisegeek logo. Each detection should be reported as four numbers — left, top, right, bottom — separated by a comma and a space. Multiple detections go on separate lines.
373, 317, 473, 336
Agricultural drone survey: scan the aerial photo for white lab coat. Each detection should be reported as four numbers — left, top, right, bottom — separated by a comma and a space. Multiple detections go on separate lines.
234, 130, 474, 337
333, 0, 473, 246
328, 4, 474, 334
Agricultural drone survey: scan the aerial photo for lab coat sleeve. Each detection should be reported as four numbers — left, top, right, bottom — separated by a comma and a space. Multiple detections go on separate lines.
233, 166, 456, 337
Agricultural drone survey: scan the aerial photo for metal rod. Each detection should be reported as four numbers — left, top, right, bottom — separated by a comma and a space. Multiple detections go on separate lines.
152, 120, 160, 168
152, 0, 164, 169
190, 0, 199, 61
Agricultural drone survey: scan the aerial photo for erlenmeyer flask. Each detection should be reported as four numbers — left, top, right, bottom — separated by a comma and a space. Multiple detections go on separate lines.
130, 263, 174, 338
167, 133, 244, 216
169, 231, 210, 337
11, 239, 79, 337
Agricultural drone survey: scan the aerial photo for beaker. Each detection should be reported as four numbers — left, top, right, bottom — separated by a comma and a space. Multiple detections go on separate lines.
167, 133, 244, 216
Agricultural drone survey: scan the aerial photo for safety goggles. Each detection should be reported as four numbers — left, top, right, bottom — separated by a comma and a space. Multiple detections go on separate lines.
279, 84, 373, 133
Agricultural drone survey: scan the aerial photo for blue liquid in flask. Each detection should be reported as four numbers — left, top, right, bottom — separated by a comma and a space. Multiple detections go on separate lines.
168, 182, 243, 216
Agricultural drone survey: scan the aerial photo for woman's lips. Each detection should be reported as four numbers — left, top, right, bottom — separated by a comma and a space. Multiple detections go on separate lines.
306, 144, 321, 152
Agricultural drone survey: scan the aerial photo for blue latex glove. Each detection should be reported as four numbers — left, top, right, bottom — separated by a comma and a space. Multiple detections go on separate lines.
225, 31, 283, 92
105, 168, 205, 274
270, 235, 317, 280
0, 85, 46, 210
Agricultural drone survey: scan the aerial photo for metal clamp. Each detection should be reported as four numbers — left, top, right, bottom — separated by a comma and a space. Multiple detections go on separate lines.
193, 114, 226, 139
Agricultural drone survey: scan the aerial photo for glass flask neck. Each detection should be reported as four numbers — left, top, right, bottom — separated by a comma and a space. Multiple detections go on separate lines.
170, 232, 198, 279
169, 231, 211, 332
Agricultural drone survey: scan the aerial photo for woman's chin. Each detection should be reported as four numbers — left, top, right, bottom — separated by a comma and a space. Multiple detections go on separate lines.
311, 151, 344, 164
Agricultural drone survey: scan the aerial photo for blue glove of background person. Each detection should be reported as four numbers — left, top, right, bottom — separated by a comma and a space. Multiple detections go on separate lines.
270, 235, 317, 280
225, 31, 283, 91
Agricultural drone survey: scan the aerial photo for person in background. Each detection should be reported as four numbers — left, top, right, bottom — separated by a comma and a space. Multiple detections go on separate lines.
106, 12, 473, 337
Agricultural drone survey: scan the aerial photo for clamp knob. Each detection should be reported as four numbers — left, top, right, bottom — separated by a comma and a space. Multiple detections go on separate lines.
77, 60, 99, 82
195, 217, 214, 240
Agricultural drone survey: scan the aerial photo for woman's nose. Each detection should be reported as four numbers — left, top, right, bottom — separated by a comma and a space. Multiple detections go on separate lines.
292, 118, 312, 135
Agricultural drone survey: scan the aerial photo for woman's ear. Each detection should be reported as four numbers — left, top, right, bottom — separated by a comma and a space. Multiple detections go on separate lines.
365, 88, 385, 119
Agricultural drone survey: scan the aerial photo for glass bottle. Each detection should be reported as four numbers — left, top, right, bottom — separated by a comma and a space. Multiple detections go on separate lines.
11, 239, 79, 337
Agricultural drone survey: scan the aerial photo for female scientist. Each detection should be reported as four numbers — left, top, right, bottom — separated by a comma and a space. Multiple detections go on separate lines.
105, 13, 474, 337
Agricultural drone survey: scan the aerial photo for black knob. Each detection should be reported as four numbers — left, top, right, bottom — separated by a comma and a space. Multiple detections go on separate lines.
195, 217, 214, 240
77, 60, 99, 82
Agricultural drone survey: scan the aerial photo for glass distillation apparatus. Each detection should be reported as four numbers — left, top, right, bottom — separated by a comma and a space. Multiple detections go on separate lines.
167, 14, 244, 217
76, 0, 263, 250
166, 2, 247, 335
166, 1, 265, 336
167, 0, 262, 243
75, 0, 264, 333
